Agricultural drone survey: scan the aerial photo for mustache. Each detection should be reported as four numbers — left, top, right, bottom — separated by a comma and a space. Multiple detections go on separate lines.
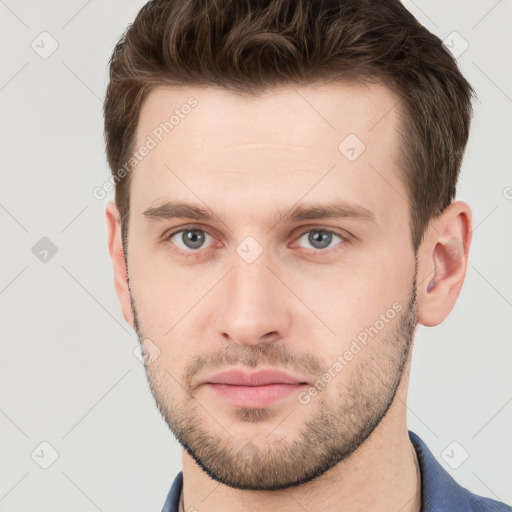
184, 341, 325, 389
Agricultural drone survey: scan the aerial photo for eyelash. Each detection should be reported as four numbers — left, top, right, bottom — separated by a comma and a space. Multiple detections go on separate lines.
163, 224, 349, 259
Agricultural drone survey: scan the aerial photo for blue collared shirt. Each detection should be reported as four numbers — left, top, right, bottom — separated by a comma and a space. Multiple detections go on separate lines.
161, 430, 511, 512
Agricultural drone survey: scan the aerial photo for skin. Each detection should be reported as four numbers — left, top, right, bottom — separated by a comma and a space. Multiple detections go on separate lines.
106, 82, 472, 512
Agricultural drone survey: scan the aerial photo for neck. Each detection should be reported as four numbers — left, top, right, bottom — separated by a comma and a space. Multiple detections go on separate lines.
181, 360, 421, 512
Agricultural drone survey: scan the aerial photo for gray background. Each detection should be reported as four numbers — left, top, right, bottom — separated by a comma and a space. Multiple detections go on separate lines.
1, 0, 511, 510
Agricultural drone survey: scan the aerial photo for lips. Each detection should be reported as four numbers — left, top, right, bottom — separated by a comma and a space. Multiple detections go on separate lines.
204, 369, 309, 386
200, 369, 310, 408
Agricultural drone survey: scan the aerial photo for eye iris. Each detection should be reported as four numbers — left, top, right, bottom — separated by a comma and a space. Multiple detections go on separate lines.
183, 229, 205, 249
309, 230, 332, 249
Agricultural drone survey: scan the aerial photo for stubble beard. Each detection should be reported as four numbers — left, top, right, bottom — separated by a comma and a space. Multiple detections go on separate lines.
130, 271, 418, 490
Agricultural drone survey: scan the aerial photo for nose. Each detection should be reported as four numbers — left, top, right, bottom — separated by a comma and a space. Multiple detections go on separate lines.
213, 251, 292, 347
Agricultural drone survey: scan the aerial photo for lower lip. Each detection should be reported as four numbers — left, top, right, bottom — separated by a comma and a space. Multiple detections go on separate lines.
205, 383, 308, 408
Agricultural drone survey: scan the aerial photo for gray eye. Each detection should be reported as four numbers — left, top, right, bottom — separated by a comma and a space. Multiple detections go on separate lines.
297, 230, 343, 250
171, 229, 211, 251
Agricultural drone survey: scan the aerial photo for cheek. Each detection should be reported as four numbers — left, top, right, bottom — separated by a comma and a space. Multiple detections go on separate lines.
128, 249, 226, 381
128, 242, 211, 331
312, 250, 414, 348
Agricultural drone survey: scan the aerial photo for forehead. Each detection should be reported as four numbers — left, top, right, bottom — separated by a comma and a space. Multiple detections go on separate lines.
136, 81, 400, 149
130, 82, 406, 226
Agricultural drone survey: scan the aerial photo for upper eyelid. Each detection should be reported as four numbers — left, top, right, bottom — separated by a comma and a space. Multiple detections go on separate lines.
165, 224, 217, 241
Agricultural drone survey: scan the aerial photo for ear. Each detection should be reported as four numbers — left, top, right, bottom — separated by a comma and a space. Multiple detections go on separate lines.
105, 201, 134, 328
416, 201, 473, 327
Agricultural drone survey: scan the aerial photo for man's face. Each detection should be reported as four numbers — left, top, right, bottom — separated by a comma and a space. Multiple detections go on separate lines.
125, 82, 418, 490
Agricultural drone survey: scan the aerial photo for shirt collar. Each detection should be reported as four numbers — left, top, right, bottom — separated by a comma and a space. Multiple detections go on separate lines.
408, 430, 477, 511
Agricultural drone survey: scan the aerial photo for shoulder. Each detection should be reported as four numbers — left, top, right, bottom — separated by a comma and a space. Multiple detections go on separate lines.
408, 431, 511, 512
465, 492, 512, 512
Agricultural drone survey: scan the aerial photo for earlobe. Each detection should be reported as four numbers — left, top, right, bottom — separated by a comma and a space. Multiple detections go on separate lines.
105, 201, 134, 328
417, 201, 472, 327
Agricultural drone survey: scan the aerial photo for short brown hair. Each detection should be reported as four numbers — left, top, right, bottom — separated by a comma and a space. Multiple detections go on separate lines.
104, 0, 474, 250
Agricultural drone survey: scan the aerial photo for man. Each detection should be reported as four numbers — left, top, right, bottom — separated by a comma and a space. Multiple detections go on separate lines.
103, 0, 510, 511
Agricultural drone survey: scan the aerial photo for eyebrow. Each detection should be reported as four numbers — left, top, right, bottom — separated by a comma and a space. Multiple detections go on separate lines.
142, 199, 377, 226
